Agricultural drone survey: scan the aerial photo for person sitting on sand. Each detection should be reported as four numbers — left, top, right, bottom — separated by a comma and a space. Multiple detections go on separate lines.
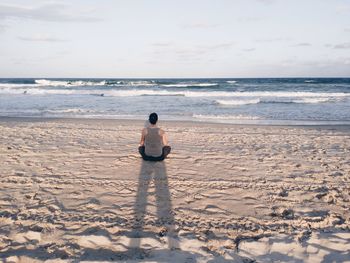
138, 113, 171, 161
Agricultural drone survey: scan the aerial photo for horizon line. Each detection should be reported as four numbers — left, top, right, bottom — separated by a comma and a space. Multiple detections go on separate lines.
1, 76, 350, 79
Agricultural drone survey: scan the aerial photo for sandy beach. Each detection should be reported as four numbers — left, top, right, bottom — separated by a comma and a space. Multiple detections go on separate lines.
0, 117, 349, 262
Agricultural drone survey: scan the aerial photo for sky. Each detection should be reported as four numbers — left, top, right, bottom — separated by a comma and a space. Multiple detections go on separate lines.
0, 0, 349, 78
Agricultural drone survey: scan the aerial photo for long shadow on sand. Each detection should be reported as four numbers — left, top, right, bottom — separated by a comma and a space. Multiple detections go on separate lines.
129, 160, 179, 250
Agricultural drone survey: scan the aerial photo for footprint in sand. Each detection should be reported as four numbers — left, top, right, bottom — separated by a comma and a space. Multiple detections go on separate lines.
204, 204, 227, 214
48, 204, 61, 212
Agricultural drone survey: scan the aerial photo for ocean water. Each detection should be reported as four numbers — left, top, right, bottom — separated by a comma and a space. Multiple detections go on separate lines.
0, 78, 350, 125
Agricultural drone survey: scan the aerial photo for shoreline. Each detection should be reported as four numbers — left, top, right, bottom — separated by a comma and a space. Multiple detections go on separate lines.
1, 115, 350, 130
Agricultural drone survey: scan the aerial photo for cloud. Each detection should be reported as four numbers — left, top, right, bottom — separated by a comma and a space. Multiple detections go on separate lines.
345, 28, 350, 32
300, 58, 350, 68
175, 42, 234, 57
242, 48, 256, 52
174, 47, 205, 55
151, 42, 234, 61
0, 3, 101, 22
181, 23, 220, 29
153, 42, 234, 52
151, 42, 172, 47
336, 5, 350, 14
254, 57, 350, 77
0, 24, 6, 32
255, 37, 291, 43
206, 42, 234, 50
9, 50, 71, 65
237, 17, 265, 22
256, 0, 275, 5
292, 42, 312, 47
325, 42, 350, 49
334, 42, 350, 49
18, 35, 68, 42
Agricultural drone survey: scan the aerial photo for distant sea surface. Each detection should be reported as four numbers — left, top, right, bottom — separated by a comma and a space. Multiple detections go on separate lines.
1, 78, 350, 125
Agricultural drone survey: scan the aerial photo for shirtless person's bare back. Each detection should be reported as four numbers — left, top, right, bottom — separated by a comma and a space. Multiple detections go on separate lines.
138, 113, 171, 161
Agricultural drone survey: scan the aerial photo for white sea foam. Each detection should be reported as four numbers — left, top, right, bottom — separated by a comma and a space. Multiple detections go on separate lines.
226, 80, 237, 84
0, 86, 349, 100
0, 88, 78, 95
193, 114, 260, 120
35, 79, 70, 86
124, 81, 155, 86
292, 98, 331, 104
161, 83, 218, 87
189, 91, 350, 98
108, 89, 184, 96
35, 79, 107, 87
216, 97, 336, 106
216, 99, 260, 106
184, 91, 350, 98
0, 88, 169, 96
0, 83, 39, 88
0, 88, 185, 96
46, 108, 92, 113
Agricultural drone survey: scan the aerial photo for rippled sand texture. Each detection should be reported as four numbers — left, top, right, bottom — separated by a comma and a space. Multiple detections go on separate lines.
0, 118, 349, 262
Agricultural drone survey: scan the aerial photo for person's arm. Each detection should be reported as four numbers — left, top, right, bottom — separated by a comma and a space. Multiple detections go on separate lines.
161, 129, 168, 146
139, 128, 146, 146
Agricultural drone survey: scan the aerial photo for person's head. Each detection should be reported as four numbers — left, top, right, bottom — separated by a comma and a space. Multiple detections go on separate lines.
149, 112, 158, 125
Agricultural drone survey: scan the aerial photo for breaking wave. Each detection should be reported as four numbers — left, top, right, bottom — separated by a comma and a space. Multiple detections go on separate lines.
161, 83, 218, 88
216, 97, 334, 106
193, 114, 260, 120
0, 86, 349, 100
35, 79, 108, 87
292, 98, 331, 104
216, 99, 260, 106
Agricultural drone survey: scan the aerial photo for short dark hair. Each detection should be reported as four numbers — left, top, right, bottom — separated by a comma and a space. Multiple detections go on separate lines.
149, 112, 158, 125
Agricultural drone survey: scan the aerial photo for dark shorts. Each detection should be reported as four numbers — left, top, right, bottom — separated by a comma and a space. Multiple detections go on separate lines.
138, 146, 171, 161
